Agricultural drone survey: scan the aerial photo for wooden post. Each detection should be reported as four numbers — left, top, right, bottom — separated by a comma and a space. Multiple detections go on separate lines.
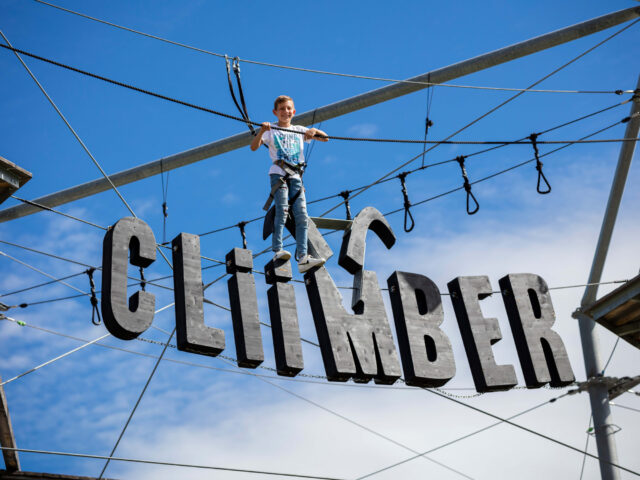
0, 377, 20, 472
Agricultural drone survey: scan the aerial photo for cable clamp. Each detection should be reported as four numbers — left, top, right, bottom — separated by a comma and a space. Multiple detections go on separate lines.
339, 190, 352, 220
85, 267, 101, 326
456, 156, 479, 215
397, 172, 415, 232
237, 221, 248, 249
529, 133, 551, 194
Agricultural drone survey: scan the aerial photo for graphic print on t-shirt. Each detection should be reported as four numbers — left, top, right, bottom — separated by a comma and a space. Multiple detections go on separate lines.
273, 131, 302, 166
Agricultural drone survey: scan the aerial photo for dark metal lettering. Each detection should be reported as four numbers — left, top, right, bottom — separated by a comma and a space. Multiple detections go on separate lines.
101, 217, 156, 340
304, 207, 401, 384
388, 271, 455, 387
172, 233, 225, 356
265, 258, 303, 376
338, 207, 395, 274
448, 276, 517, 392
499, 273, 575, 387
226, 248, 263, 368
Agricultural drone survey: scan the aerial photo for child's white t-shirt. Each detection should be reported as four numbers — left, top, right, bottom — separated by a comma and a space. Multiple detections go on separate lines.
261, 123, 311, 177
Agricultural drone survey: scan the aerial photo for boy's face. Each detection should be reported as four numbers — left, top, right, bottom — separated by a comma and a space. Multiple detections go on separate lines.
273, 100, 295, 125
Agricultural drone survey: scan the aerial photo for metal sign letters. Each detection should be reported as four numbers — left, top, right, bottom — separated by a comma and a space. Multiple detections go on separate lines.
101, 209, 575, 392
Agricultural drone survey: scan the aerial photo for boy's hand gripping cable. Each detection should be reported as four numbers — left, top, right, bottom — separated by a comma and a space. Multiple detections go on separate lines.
529, 133, 552, 194
397, 172, 415, 232
456, 156, 480, 215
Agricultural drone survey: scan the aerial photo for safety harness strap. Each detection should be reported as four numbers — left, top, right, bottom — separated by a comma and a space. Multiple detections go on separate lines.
263, 161, 305, 211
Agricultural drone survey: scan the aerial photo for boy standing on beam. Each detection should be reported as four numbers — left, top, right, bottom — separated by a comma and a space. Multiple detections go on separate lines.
251, 95, 329, 273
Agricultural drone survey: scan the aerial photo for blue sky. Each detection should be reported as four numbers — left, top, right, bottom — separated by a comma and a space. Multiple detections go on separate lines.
1, 1, 639, 479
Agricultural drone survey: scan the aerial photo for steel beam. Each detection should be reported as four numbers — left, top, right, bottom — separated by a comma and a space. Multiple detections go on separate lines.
575, 74, 640, 480
1, 6, 639, 223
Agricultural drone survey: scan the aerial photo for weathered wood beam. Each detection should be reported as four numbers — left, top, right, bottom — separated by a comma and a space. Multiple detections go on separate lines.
0, 378, 19, 472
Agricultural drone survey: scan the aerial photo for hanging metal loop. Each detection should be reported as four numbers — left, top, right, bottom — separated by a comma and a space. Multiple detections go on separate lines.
238, 221, 248, 249
85, 267, 101, 325
456, 156, 480, 215
529, 133, 551, 194
339, 190, 352, 220
398, 172, 415, 232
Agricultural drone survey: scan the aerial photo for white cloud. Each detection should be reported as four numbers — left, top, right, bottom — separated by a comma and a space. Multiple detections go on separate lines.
3, 159, 639, 480
348, 123, 379, 137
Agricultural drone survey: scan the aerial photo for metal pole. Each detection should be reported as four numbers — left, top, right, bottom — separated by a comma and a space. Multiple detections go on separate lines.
575, 75, 640, 480
1, 7, 638, 223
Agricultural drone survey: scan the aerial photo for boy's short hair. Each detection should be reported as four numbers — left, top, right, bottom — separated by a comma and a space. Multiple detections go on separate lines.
274, 95, 294, 110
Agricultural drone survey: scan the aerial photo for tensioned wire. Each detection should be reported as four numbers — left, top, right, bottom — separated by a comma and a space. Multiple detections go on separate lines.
0, 232, 630, 307
1, 262, 635, 476
1, 32, 178, 473
0, 10, 635, 268
1, 11, 636, 480
0, 30, 136, 219
0, 320, 592, 480
0, 40, 634, 242
315, 18, 640, 219
2, 238, 630, 475
30, 0, 638, 95
0, 29, 175, 273
0, 446, 344, 480
4, 106, 630, 281
0, 43, 638, 146
0, 314, 578, 393
194, 98, 632, 237
0, 114, 631, 302
3, 308, 637, 477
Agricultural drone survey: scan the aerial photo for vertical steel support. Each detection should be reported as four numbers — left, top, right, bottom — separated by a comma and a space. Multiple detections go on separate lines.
576, 74, 640, 480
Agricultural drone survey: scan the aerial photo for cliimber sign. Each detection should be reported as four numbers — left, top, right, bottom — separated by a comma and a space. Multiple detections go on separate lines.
101, 207, 575, 393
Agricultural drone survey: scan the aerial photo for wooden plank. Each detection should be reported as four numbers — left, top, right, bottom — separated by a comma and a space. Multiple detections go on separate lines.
0, 377, 19, 472
309, 217, 352, 231
0, 157, 32, 205
583, 274, 640, 350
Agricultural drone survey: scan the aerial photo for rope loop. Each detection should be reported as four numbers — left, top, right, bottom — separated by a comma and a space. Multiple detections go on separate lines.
529, 133, 551, 194
224, 54, 255, 135
139, 266, 146, 292
397, 172, 415, 232
237, 221, 248, 249
85, 267, 101, 325
339, 190, 352, 220
456, 156, 479, 215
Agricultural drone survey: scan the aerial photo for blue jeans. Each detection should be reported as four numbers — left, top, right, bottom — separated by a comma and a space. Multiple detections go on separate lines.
270, 174, 308, 259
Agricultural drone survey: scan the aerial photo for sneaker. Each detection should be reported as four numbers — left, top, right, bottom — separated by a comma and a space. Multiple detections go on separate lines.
273, 250, 291, 261
298, 255, 325, 273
